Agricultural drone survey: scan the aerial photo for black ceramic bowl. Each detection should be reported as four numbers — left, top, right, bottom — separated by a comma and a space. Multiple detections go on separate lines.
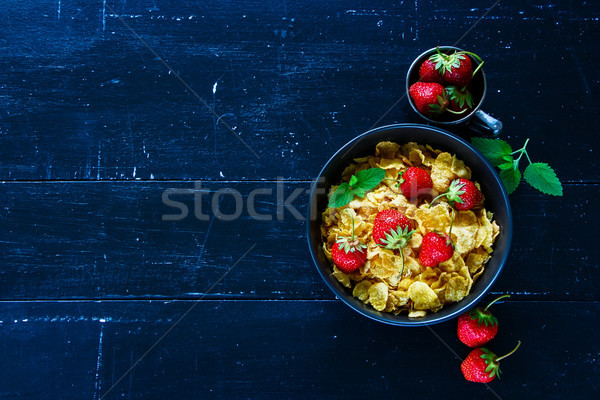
307, 124, 512, 326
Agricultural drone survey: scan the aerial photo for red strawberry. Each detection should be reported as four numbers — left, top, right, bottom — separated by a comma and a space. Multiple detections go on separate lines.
398, 167, 433, 199
332, 212, 367, 273
372, 209, 415, 275
428, 48, 484, 88
458, 295, 510, 347
332, 241, 366, 273
419, 211, 455, 267
446, 85, 474, 113
431, 178, 483, 211
419, 231, 454, 267
461, 342, 521, 383
372, 209, 413, 245
418, 58, 446, 84
409, 82, 448, 116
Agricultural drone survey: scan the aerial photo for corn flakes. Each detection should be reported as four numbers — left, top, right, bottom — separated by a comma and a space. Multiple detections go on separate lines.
321, 141, 499, 317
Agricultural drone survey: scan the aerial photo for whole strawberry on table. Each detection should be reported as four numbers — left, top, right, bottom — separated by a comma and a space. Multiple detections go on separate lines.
457, 295, 509, 347
461, 341, 521, 383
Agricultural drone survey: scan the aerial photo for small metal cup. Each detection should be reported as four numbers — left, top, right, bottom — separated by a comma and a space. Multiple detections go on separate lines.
406, 46, 503, 136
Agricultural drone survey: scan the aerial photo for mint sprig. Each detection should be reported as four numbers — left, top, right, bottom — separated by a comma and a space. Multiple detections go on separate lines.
524, 163, 562, 196
471, 138, 563, 196
472, 137, 512, 167
327, 168, 386, 208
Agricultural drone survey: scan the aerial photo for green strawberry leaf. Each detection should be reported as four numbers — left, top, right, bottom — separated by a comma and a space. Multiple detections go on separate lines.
498, 161, 514, 171
354, 168, 386, 192
349, 175, 358, 187
524, 163, 563, 196
446, 85, 473, 108
499, 168, 521, 194
471, 138, 513, 167
327, 183, 354, 208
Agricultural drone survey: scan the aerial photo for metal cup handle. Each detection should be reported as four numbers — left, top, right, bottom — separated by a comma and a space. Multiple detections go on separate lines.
467, 109, 503, 136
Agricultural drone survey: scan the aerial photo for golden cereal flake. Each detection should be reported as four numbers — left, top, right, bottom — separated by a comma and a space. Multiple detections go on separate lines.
376, 141, 400, 159
377, 158, 405, 170
403, 256, 422, 277
490, 220, 500, 246
431, 152, 455, 192
400, 142, 423, 157
414, 204, 451, 234
408, 310, 427, 318
466, 248, 490, 274
332, 266, 352, 288
439, 255, 466, 273
425, 144, 442, 155
444, 274, 471, 303
352, 280, 372, 302
409, 232, 423, 249
452, 211, 479, 254
368, 282, 389, 311
408, 281, 441, 311
368, 248, 399, 280
341, 164, 355, 179
450, 155, 472, 179
389, 289, 409, 306
475, 209, 494, 248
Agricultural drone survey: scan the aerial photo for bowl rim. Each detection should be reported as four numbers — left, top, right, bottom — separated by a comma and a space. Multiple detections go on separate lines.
306, 123, 512, 327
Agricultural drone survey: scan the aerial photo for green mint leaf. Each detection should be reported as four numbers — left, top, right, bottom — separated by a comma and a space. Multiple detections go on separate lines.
499, 168, 521, 194
327, 183, 354, 208
471, 138, 513, 166
351, 187, 366, 198
498, 161, 514, 171
524, 163, 563, 196
354, 168, 386, 192
349, 175, 358, 187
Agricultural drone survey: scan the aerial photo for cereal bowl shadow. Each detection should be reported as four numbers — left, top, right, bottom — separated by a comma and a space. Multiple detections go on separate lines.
306, 124, 512, 327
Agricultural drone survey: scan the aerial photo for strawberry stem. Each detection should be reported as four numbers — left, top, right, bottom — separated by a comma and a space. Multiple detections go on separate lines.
460, 51, 483, 63
495, 341, 521, 362
471, 60, 484, 77
445, 209, 456, 248
398, 248, 405, 278
429, 192, 448, 208
484, 294, 510, 311
436, 46, 450, 60
343, 209, 357, 240
446, 108, 468, 115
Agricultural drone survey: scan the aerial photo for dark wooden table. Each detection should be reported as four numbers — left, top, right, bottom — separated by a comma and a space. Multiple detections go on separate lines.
1, 1, 598, 399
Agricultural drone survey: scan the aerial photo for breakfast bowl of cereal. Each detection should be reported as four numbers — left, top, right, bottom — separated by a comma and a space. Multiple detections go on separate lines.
306, 124, 512, 326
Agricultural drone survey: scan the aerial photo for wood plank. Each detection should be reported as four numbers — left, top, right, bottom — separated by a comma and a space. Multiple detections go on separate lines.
0, 300, 597, 399
0, 181, 597, 300
0, 1, 598, 181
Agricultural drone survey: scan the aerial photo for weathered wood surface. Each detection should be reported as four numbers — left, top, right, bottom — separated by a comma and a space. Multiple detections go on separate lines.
0, 1, 598, 181
0, 301, 598, 400
1, 0, 599, 399
0, 182, 597, 300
